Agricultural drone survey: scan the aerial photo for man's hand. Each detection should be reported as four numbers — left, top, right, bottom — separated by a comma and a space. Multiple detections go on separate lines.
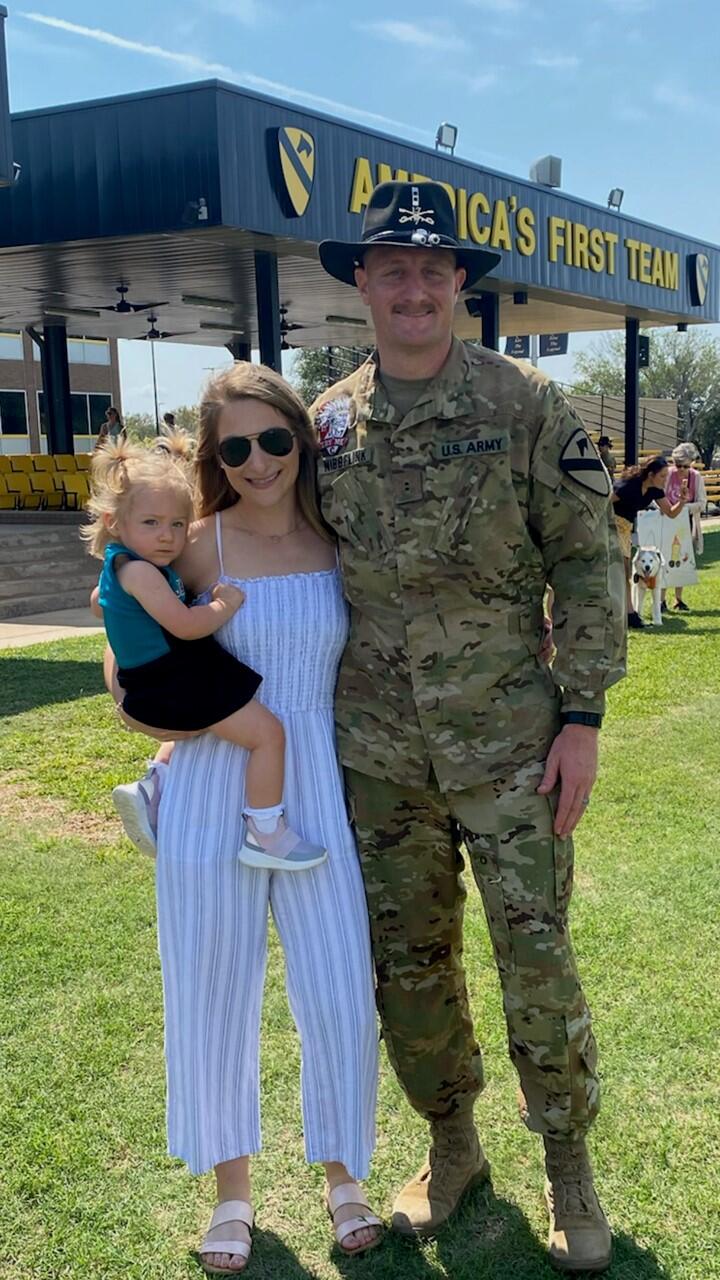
537, 724, 599, 838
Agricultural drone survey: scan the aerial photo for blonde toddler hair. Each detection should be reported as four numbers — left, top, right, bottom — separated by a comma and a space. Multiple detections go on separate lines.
82, 434, 195, 560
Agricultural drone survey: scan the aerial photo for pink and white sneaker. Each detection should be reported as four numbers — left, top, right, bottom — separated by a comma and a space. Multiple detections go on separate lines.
112, 761, 167, 858
239, 814, 327, 872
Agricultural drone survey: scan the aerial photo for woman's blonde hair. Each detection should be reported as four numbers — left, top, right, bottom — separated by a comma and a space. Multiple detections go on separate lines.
195, 362, 331, 541
81, 435, 195, 559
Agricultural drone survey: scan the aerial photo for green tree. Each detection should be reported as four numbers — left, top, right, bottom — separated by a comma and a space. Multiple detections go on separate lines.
573, 328, 720, 464
166, 404, 199, 434
123, 412, 156, 441
291, 347, 336, 406
291, 347, 372, 407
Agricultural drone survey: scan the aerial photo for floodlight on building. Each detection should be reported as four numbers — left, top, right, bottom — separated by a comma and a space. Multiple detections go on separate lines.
513, 291, 528, 305
529, 155, 562, 188
435, 122, 458, 154
607, 188, 624, 210
182, 294, 236, 310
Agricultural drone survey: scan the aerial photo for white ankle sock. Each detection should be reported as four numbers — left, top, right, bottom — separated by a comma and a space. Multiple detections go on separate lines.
245, 803, 284, 834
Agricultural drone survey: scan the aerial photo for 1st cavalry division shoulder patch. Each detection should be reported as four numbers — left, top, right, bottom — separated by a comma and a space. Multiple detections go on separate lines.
559, 428, 611, 497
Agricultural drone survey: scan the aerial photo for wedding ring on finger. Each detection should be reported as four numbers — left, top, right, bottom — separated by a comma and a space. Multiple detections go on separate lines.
581, 796, 590, 807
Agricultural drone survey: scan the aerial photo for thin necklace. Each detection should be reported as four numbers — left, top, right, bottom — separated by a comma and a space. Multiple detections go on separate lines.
233, 516, 306, 542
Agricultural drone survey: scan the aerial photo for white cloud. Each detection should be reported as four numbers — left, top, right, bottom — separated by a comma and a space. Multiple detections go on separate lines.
206, 0, 261, 22
464, 70, 500, 92
464, 0, 524, 12
653, 80, 702, 113
614, 103, 650, 123
602, 0, 653, 11
19, 12, 427, 138
361, 20, 464, 53
531, 53, 580, 70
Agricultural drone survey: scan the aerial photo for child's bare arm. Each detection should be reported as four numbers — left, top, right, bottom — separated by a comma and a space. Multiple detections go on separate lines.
89, 585, 103, 619
117, 561, 244, 640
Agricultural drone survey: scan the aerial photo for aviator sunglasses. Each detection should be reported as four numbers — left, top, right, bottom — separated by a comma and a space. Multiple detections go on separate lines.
218, 426, 296, 469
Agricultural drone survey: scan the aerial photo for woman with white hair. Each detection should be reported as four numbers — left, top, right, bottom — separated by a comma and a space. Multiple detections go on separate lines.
661, 443, 706, 612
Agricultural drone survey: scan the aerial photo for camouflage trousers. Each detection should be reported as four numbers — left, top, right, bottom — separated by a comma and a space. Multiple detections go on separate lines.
345, 763, 599, 1142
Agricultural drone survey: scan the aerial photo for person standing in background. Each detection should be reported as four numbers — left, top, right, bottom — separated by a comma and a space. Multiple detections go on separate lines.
597, 437, 617, 478
660, 442, 706, 612
95, 405, 125, 448
612, 456, 686, 629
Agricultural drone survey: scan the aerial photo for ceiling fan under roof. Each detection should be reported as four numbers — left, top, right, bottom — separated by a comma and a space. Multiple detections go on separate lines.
134, 314, 195, 341
34, 282, 169, 315
98, 284, 169, 315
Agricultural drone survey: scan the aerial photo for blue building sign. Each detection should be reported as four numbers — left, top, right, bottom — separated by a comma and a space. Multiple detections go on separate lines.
539, 333, 569, 357
505, 335, 531, 358
3, 81, 717, 326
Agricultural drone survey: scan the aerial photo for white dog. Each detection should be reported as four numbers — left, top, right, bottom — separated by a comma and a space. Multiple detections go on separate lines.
632, 546, 665, 625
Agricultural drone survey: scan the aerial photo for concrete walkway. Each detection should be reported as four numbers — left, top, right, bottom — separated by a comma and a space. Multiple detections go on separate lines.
0, 607, 104, 651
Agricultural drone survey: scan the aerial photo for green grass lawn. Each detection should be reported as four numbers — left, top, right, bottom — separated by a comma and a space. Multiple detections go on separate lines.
2, 534, 719, 1280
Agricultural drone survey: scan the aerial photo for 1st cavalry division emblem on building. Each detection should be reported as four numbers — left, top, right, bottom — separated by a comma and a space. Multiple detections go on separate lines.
276, 127, 315, 217
688, 252, 710, 307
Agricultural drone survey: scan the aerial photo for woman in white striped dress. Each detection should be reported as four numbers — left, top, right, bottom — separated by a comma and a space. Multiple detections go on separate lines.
120, 365, 381, 1273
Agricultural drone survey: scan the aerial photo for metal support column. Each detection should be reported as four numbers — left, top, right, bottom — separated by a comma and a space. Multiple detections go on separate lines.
225, 338, 251, 362
478, 291, 499, 351
43, 323, 74, 455
254, 251, 282, 371
624, 317, 639, 468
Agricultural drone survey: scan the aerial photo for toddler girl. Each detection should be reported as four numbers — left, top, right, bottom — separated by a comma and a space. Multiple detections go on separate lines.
84, 438, 326, 872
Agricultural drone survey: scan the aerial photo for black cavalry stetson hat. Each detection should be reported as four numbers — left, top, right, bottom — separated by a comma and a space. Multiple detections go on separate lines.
319, 180, 501, 288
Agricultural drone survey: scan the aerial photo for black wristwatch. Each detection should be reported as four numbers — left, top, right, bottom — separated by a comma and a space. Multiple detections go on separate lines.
560, 711, 603, 729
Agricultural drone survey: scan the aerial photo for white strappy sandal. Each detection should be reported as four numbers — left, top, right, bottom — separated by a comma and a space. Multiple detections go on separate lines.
326, 1182, 383, 1256
198, 1199, 254, 1275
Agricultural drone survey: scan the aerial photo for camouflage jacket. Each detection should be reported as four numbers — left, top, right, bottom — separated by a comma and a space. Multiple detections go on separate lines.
312, 338, 626, 791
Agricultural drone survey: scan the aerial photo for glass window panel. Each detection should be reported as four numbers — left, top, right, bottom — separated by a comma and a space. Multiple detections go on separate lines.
37, 391, 47, 433
0, 332, 23, 360
71, 393, 90, 435
67, 338, 85, 364
89, 394, 112, 433
84, 339, 111, 365
0, 390, 28, 434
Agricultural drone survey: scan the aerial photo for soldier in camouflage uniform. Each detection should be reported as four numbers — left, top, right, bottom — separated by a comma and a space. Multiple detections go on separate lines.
312, 181, 626, 1274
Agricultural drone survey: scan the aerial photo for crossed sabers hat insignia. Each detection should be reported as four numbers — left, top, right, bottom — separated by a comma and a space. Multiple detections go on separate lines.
398, 186, 435, 227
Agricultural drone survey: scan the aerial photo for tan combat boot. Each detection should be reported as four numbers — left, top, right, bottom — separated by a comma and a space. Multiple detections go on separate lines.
544, 1138, 611, 1273
391, 1113, 490, 1237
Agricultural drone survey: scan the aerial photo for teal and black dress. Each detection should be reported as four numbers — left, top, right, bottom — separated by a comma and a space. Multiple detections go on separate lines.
98, 542, 261, 730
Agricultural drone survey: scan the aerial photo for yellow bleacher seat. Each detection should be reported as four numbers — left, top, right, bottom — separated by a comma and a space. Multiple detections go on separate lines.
0, 455, 12, 474
53, 454, 78, 473
75, 453, 91, 471
30, 472, 64, 509
4, 473, 42, 509
0, 474, 16, 508
10, 455, 35, 474
59, 473, 90, 509
32, 455, 56, 473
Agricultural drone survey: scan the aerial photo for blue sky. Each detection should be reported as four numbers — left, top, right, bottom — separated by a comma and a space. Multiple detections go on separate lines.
7, 0, 719, 412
